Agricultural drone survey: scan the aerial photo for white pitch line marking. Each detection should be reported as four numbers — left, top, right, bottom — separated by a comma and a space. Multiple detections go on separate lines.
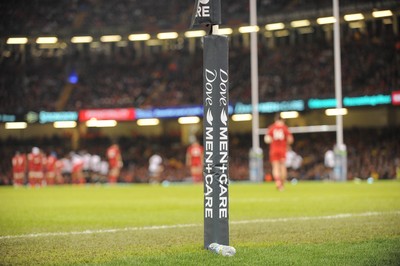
1, 211, 398, 240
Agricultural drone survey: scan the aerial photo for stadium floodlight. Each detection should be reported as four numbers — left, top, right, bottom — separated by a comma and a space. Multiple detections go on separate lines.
137, 118, 160, 126
86, 119, 117, 127
232, 114, 252, 122
157, 32, 179, 40
71, 36, 93, 43
5, 122, 27, 129
290, 19, 310, 28
128, 33, 151, 41
344, 13, 364, 21
100, 35, 122, 42
238, 25, 259, 33
265, 23, 285, 31
218, 28, 233, 35
280, 111, 299, 119
184, 30, 206, 38
372, 10, 393, 18
36, 37, 58, 44
6, 37, 28, 44
325, 108, 348, 116
316, 16, 336, 25
53, 121, 77, 129
178, 116, 200, 124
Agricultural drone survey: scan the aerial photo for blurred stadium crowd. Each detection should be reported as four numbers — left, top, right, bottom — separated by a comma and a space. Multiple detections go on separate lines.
1, 0, 385, 36
0, 0, 399, 184
1, 29, 398, 112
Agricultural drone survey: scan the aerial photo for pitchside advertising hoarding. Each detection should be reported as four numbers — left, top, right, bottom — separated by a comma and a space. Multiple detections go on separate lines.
203, 34, 229, 248
78, 108, 135, 121
392, 91, 400, 106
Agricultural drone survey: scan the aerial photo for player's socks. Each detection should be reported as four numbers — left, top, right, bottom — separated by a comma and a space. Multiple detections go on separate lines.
274, 177, 282, 190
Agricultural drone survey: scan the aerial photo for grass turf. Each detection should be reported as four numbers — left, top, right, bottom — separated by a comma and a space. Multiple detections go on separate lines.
0, 180, 399, 265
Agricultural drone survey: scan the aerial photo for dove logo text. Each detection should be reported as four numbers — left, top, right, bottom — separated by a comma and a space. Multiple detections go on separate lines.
219, 69, 228, 106
205, 69, 217, 106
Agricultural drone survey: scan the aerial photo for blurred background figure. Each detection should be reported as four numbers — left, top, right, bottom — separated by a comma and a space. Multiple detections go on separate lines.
81, 150, 92, 183
90, 153, 102, 183
12, 151, 26, 187
60, 154, 72, 184
107, 143, 123, 184
148, 152, 164, 183
28, 147, 44, 187
99, 157, 109, 183
286, 147, 303, 181
324, 149, 335, 180
186, 136, 204, 183
71, 152, 85, 185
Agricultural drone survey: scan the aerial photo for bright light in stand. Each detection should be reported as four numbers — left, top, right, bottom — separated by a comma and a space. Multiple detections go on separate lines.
71, 36, 93, 43
157, 32, 179, 40
325, 108, 348, 116
280, 111, 299, 119
232, 114, 252, 121
265, 23, 285, 31
137, 118, 160, 126
372, 10, 393, 18
344, 13, 364, 21
86, 119, 117, 127
178, 116, 200, 124
317, 16, 336, 25
5, 122, 27, 129
7, 37, 28, 44
238, 25, 259, 33
53, 121, 77, 128
128, 33, 151, 41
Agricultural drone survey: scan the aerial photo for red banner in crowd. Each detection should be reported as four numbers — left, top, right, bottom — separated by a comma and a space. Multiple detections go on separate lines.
79, 108, 135, 121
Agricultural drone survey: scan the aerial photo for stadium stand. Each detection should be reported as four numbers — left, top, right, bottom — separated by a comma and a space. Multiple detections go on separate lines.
0, 29, 398, 113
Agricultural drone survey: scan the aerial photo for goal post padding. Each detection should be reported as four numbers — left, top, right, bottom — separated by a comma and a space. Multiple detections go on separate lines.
203, 34, 230, 248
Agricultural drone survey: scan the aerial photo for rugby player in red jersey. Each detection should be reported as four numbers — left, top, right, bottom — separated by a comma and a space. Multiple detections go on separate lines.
28, 147, 44, 187
186, 138, 204, 183
12, 151, 26, 187
264, 113, 294, 191
107, 143, 123, 184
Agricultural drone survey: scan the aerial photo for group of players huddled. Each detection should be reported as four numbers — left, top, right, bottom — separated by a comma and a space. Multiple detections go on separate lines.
11, 144, 123, 187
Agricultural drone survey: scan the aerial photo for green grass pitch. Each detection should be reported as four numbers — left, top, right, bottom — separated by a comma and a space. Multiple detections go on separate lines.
0, 181, 399, 265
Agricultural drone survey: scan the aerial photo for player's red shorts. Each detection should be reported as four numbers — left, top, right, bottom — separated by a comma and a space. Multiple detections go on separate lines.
269, 150, 286, 162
